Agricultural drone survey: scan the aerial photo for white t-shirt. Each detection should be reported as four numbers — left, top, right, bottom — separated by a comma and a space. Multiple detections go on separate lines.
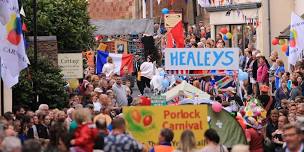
102, 63, 115, 77
93, 101, 102, 112
140, 62, 154, 79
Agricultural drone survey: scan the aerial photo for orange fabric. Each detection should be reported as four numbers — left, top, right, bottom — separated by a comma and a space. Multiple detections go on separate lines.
84, 51, 95, 68
154, 145, 174, 152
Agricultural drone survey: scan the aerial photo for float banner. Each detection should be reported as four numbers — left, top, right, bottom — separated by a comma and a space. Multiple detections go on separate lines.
123, 105, 208, 147
165, 48, 239, 70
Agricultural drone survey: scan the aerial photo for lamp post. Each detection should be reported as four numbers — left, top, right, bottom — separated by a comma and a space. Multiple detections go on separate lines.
33, 0, 38, 104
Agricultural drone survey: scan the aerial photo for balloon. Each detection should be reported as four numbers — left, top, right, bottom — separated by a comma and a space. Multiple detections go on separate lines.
279, 39, 285, 45
161, 8, 169, 14
220, 27, 228, 34
162, 79, 169, 88
212, 102, 222, 113
223, 35, 228, 40
226, 32, 232, 39
272, 38, 279, 45
281, 44, 288, 53
159, 71, 165, 76
289, 40, 296, 47
238, 69, 248, 81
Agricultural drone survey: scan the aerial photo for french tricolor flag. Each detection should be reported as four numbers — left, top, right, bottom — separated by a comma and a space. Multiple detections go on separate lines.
96, 51, 134, 75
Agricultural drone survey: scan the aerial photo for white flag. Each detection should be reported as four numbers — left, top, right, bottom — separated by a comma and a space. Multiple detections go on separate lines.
0, 0, 30, 87
288, 12, 304, 65
198, 0, 210, 7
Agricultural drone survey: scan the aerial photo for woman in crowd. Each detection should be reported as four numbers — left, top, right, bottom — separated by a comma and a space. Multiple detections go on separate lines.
256, 54, 270, 87
70, 108, 99, 152
102, 57, 115, 79
274, 59, 285, 90
271, 115, 288, 152
174, 130, 200, 152
45, 122, 70, 152
275, 82, 290, 108
246, 51, 258, 97
201, 129, 228, 152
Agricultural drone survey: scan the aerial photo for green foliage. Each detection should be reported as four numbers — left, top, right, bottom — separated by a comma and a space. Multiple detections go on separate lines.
13, 49, 68, 109
22, 0, 95, 51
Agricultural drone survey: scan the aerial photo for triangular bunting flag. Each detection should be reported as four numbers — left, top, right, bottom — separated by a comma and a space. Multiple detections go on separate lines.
20, 6, 26, 17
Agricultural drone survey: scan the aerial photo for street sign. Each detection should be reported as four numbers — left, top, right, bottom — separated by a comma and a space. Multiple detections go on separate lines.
164, 13, 182, 28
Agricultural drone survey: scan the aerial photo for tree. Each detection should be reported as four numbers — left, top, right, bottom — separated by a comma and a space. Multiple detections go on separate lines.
13, 49, 68, 109
22, 0, 95, 51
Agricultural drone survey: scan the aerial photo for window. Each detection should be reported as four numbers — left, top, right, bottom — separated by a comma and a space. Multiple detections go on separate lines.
214, 24, 256, 51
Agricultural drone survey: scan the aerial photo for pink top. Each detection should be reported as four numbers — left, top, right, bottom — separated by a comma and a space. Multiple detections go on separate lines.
257, 64, 269, 83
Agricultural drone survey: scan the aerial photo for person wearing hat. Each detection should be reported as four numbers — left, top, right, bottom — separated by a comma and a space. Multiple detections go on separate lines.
224, 87, 243, 107
257, 85, 274, 111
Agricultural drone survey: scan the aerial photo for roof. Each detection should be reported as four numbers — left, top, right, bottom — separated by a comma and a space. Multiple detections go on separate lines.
278, 14, 304, 39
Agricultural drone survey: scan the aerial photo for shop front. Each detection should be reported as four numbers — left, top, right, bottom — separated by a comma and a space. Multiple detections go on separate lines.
206, 2, 262, 53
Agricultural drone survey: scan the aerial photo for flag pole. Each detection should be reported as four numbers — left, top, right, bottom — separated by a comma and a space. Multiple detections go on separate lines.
33, 0, 38, 104
0, 57, 4, 115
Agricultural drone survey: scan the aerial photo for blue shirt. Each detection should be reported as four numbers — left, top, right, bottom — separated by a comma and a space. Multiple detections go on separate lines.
275, 66, 285, 90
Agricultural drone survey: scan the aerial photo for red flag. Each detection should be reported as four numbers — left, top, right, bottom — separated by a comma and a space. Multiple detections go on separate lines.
170, 21, 185, 48
166, 32, 174, 48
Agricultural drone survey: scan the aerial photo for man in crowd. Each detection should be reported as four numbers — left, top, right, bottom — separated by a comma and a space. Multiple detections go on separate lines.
283, 123, 303, 152
104, 117, 143, 152
112, 75, 128, 107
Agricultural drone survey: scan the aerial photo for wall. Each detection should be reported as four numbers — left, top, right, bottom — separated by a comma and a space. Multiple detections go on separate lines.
88, 0, 139, 19
28, 36, 58, 66
146, 0, 195, 24
269, 0, 293, 65
295, 0, 304, 16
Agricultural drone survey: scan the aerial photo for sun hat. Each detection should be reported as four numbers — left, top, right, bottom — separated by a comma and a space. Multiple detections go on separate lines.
226, 87, 236, 93
260, 85, 269, 93
94, 87, 103, 93
241, 98, 267, 130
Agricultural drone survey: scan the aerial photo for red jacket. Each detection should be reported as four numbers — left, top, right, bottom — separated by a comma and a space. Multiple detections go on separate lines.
74, 123, 99, 152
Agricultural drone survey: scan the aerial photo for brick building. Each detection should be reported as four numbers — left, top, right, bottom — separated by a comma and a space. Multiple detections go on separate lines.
87, 0, 207, 25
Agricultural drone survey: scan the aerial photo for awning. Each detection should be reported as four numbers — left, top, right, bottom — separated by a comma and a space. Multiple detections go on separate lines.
90, 19, 154, 35
164, 81, 210, 101
278, 14, 304, 39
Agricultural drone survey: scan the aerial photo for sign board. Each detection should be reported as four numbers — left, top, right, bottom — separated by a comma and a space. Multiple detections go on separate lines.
164, 13, 182, 28
165, 48, 239, 70
123, 105, 208, 147
58, 53, 83, 79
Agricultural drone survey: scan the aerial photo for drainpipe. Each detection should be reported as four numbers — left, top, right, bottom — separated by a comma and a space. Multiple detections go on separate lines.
267, 0, 272, 55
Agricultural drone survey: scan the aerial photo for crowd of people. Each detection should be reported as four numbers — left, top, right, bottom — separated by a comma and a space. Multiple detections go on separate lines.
0, 20, 304, 152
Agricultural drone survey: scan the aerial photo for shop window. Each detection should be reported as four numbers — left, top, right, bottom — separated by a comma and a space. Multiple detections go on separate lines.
215, 24, 256, 51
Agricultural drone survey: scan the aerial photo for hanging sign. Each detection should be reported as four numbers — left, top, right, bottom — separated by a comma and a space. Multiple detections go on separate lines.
164, 13, 182, 28
165, 48, 239, 70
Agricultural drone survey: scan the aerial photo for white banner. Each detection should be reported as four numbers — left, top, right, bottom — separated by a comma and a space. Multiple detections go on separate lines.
58, 53, 83, 79
288, 12, 304, 65
165, 48, 239, 70
0, 0, 30, 87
